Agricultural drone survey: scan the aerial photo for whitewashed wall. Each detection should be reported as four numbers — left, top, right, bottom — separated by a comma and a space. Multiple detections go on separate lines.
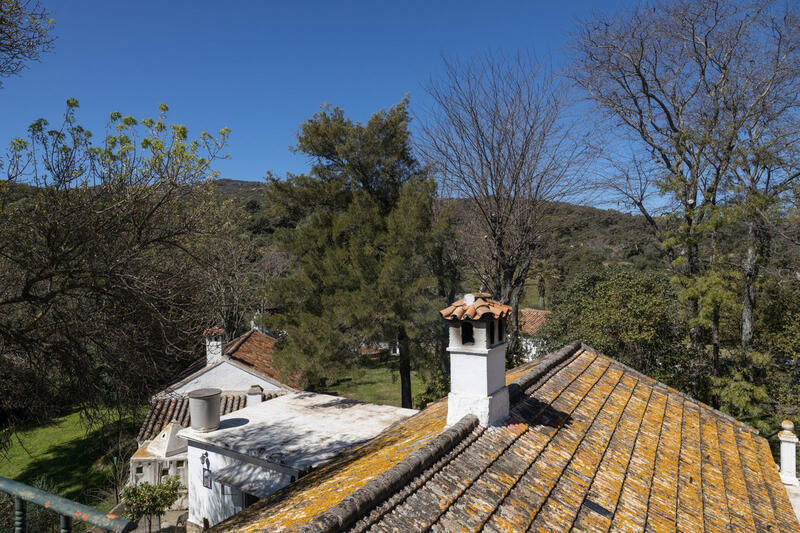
187, 444, 244, 528
172, 361, 282, 395
129, 457, 188, 509
185, 442, 292, 528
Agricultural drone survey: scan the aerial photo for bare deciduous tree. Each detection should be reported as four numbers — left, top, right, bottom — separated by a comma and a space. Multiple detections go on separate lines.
0, 0, 54, 88
572, 0, 800, 368
420, 52, 593, 357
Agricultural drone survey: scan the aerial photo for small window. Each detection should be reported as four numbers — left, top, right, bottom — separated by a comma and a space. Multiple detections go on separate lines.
487, 321, 495, 345
176, 460, 184, 468
461, 323, 474, 345
135, 466, 143, 475
161, 468, 170, 477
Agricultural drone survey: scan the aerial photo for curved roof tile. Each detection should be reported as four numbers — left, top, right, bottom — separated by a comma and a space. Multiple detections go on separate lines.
440, 293, 512, 321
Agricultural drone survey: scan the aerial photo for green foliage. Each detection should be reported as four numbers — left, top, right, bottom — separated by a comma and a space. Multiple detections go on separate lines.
539, 266, 689, 389
0, 409, 138, 504
122, 476, 182, 532
266, 99, 453, 406
0, 100, 231, 443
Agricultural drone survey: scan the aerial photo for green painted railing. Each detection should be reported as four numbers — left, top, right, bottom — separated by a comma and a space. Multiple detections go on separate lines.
0, 476, 136, 532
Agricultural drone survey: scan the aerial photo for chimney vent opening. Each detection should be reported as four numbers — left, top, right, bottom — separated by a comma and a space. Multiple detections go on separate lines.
461, 323, 474, 345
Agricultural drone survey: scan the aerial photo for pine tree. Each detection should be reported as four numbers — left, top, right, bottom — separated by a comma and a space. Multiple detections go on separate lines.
266, 99, 451, 408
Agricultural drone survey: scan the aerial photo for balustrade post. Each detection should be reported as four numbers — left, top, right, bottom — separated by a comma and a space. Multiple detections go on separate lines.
13, 496, 26, 533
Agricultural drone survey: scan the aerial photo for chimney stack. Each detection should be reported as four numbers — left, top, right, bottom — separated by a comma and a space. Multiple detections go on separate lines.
440, 293, 512, 427
203, 326, 225, 367
247, 385, 263, 407
188, 388, 221, 433
779, 420, 799, 486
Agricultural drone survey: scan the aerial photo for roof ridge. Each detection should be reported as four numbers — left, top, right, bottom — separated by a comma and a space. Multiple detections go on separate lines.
301, 414, 480, 533
299, 343, 583, 533
579, 344, 760, 435
347, 426, 485, 533
508, 340, 583, 403
224, 329, 255, 355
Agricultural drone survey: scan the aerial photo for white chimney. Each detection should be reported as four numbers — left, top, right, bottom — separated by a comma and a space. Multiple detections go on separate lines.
441, 293, 511, 427
188, 388, 221, 432
203, 326, 225, 366
779, 420, 799, 486
247, 385, 263, 407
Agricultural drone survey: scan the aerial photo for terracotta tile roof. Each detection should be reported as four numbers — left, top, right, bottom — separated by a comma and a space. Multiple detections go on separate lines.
440, 293, 512, 321
223, 329, 301, 388
136, 391, 283, 443
203, 325, 225, 337
518, 307, 551, 336
214, 343, 799, 533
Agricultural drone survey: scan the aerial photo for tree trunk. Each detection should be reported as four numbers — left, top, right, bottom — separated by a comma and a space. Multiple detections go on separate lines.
741, 220, 759, 351
712, 304, 720, 377
438, 321, 450, 381
398, 327, 412, 409
538, 276, 546, 309
687, 240, 703, 356
506, 289, 523, 366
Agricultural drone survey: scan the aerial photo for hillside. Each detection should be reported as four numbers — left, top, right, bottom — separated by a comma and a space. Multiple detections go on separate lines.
213, 178, 266, 200
213, 179, 664, 307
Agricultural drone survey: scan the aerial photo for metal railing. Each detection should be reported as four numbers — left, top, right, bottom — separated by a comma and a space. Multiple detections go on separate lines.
1, 476, 136, 532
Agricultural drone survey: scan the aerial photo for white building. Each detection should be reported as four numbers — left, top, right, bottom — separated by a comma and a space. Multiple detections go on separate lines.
161, 327, 292, 397
129, 421, 189, 508
128, 327, 294, 508
177, 390, 416, 529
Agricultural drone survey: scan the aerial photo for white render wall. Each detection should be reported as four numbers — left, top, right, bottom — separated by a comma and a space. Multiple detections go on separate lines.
185, 441, 292, 528
171, 361, 282, 395
446, 320, 509, 427
449, 345, 506, 397
187, 443, 243, 528
206, 338, 223, 366
129, 456, 188, 509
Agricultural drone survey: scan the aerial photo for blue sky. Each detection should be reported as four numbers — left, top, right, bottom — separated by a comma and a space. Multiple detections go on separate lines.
0, 0, 627, 181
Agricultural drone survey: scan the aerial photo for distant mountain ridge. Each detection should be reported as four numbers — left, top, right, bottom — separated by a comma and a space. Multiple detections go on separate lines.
213, 179, 664, 280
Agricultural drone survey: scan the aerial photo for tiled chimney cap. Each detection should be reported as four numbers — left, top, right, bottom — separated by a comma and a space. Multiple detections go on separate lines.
203, 325, 225, 338
440, 293, 512, 321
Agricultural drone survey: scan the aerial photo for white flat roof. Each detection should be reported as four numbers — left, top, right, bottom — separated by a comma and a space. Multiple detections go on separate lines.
178, 392, 416, 472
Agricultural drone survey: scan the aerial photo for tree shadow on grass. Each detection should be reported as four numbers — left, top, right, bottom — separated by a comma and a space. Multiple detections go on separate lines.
14, 420, 136, 505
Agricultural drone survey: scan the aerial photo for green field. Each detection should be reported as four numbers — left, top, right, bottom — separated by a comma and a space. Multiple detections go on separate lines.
321, 360, 424, 407
0, 410, 132, 509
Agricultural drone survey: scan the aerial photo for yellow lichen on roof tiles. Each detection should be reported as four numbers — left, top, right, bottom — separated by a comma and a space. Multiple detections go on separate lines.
221, 399, 448, 533
717, 420, 757, 531
215, 345, 800, 533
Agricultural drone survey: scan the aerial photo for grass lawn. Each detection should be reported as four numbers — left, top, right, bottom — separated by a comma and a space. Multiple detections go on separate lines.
321, 358, 424, 407
0, 410, 135, 509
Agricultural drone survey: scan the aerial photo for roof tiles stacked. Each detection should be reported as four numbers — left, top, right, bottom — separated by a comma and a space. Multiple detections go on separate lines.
216, 344, 799, 533
440, 293, 512, 321
518, 307, 551, 336
225, 329, 302, 388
